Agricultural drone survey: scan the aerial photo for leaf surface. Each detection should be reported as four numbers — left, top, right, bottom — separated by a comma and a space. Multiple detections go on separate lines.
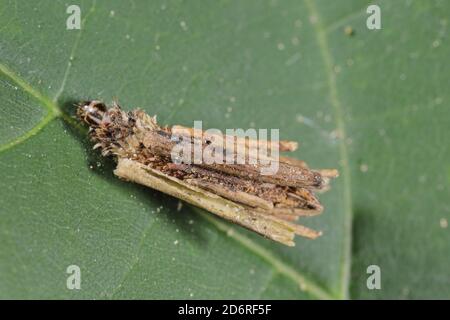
0, 0, 449, 299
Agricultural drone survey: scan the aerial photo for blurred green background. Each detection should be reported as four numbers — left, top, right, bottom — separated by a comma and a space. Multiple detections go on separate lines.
0, 0, 449, 299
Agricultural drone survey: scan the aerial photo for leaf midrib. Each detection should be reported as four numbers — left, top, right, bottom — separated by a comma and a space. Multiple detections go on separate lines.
304, 0, 354, 300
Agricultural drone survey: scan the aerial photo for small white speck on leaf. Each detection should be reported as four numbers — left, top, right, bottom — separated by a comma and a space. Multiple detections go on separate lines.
180, 21, 188, 31
440, 218, 448, 229
227, 228, 235, 237
434, 97, 443, 105
309, 15, 318, 24
333, 65, 342, 74
177, 201, 183, 212
432, 40, 441, 48
299, 282, 307, 291
329, 129, 342, 140
344, 26, 354, 36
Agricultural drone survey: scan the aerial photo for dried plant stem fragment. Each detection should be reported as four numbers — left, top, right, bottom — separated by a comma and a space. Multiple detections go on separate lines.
172, 125, 298, 152
114, 158, 320, 246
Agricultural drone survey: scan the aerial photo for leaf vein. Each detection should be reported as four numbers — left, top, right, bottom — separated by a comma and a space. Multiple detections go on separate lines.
304, 0, 354, 300
197, 209, 336, 300
53, 0, 98, 102
108, 219, 157, 298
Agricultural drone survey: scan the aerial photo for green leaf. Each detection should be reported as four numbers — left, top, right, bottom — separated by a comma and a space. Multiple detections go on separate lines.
0, 0, 449, 299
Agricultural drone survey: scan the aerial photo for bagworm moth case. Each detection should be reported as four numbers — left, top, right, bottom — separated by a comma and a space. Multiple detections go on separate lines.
77, 100, 338, 246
